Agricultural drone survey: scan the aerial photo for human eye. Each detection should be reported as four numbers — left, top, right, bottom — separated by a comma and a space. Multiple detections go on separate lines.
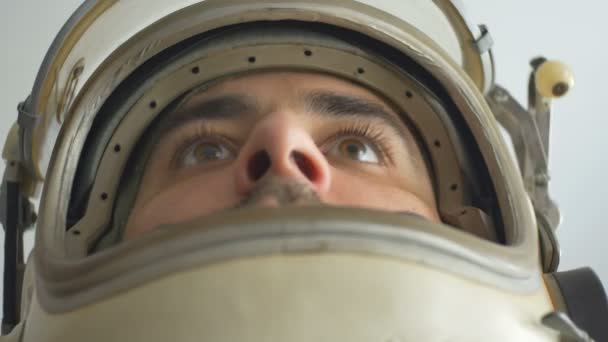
170, 127, 236, 168
323, 124, 391, 164
180, 140, 233, 167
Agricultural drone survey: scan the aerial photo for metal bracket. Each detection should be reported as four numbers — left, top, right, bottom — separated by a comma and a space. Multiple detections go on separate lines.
1, 109, 36, 232
474, 24, 494, 54
16, 98, 37, 132
542, 312, 594, 342
486, 86, 560, 225
485, 61, 562, 272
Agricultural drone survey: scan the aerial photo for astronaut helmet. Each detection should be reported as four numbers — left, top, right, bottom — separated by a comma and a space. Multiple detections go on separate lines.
2, 1, 604, 341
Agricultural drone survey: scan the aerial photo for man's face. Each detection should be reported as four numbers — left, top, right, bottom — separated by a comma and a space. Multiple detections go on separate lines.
124, 72, 440, 238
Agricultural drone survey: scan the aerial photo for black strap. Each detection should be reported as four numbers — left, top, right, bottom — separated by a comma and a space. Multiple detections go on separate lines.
2, 181, 20, 334
553, 267, 608, 341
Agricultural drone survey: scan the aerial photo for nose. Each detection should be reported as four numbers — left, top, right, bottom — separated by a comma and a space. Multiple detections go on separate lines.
234, 113, 331, 195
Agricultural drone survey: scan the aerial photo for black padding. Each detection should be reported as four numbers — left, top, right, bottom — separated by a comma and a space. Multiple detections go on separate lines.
553, 267, 608, 341
2, 181, 19, 334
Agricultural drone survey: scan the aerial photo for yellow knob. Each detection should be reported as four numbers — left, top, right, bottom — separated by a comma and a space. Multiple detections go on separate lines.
535, 60, 574, 98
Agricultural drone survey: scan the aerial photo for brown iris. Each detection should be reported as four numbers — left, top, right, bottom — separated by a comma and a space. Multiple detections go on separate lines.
339, 138, 367, 160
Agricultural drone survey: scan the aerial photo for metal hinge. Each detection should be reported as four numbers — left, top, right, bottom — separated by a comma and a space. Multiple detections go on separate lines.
542, 312, 594, 342
474, 24, 494, 54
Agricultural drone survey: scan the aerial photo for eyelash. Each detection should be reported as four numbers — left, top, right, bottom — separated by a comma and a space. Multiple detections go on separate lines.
168, 122, 394, 167
323, 123, 393, 164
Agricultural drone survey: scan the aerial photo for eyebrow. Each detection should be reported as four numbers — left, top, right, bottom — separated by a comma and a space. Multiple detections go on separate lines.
164, 94, 261, 131
161, 90, 414, 152
302, 90, 410, 139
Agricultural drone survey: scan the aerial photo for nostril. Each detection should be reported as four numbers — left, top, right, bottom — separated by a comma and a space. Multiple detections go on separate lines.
291, 151, 317, 182
248, 150, 271, 181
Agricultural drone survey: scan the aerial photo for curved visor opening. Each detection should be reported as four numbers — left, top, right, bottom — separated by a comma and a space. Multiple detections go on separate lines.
64, 22, 505, 256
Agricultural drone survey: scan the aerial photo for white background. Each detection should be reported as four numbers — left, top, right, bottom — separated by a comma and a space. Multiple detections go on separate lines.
0, 0, 606, 307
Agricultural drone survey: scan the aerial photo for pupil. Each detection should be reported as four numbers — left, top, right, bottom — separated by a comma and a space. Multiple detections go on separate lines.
199, 144, 220, 159
342, 140, 364, 158
347, 144, 360, 155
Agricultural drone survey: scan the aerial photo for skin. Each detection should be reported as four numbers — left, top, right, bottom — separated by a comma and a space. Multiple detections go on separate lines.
124, 71, 440, 239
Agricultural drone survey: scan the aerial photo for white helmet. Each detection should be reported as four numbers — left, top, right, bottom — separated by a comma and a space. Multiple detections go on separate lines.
1, 1, 605, 341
